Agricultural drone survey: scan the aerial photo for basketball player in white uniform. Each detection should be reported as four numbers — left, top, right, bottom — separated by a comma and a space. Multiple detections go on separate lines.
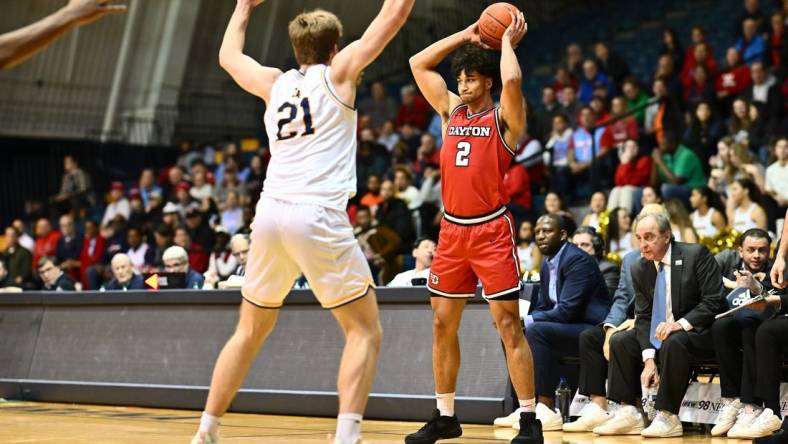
191, 1, 414, 443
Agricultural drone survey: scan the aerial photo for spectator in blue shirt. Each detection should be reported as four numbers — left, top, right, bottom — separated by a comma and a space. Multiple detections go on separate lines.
163, 245, 205, 289
104, 253, 145, 291
568, 107, 607, 199
579, 59, 613, 104
138, 168, 162, 208
737, 18, 767, 65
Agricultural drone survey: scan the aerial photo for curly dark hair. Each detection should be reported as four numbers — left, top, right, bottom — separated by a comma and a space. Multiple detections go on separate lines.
451, 45, 500, 92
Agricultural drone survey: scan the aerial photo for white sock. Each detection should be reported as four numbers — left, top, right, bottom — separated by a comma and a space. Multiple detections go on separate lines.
198, 411, 220, 436
519, 398, 536, 413
745, 404, 763, 415
335, 412, 362, 444
436, 392, 455, 417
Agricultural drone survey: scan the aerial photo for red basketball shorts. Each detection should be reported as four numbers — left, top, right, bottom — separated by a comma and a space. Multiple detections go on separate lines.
428, 211, 522, 300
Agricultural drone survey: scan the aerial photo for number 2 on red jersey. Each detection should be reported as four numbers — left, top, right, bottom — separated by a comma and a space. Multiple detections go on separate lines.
455, 141, 471, 167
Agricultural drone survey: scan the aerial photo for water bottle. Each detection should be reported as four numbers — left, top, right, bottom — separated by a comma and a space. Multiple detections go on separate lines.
555, 377, 572, 423
641, 384, 658, 421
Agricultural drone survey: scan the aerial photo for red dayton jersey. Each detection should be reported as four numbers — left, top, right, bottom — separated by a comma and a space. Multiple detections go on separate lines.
440, 105, 516, 222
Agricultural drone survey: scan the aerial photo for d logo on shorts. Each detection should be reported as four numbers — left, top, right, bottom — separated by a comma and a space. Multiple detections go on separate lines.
430, 273, 439, 285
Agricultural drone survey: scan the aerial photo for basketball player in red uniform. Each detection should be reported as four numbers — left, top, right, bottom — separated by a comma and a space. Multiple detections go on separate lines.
405, 11, 542, 444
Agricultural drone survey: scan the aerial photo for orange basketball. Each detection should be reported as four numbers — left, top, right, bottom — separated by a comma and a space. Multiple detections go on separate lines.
478, 2, 521, 49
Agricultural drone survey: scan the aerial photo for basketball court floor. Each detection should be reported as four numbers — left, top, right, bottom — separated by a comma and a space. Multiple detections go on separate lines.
0, 400, 750, 443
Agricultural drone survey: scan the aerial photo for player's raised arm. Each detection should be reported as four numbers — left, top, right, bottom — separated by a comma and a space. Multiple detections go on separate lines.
219, 0, 282, 102
408, 30, 468, 122
0, 0, 126, 70
409, 20, 494, 123
497, 11, 527, 147
330, 0, 415, 90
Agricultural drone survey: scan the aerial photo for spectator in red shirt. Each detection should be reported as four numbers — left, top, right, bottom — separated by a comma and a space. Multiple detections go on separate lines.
396, 84, 430, 130
683, 26, 714, 70
504, 161, 532, 223
552, 66, 579, 96
413, 133, 440, 175
600, 97, 639, 151
79, 220, 105, 290
769, 12, 786, 68
607, 139, 653, 213
174, 226, 208, 273
33, 218, 60, 269
716, 47, 752, 117
680, 42, 718, 91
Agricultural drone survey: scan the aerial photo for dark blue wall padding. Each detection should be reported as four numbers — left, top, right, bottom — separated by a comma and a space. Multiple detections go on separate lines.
0, 287, 537, 423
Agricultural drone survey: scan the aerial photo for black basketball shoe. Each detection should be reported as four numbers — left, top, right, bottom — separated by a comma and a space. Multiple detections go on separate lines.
404, 409, 462, 444
511, 411, 543, 444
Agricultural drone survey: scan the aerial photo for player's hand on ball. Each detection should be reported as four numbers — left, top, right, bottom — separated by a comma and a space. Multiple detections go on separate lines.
502, 11, 527, 47
463, 22, 493, 50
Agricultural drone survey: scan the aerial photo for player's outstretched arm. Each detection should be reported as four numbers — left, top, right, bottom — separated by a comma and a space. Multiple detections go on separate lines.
498, 11, 527, 147
219, 0, 282, 102
0, 0, 126, 70
330, 0, 415, 93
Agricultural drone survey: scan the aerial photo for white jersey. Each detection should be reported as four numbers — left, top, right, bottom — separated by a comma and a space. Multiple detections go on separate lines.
262, 64, 357, 210
733, 203, 759, 233
691, 208, 719, 238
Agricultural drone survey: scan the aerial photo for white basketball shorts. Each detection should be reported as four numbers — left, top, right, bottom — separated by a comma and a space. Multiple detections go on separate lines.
241, 197, 374, 309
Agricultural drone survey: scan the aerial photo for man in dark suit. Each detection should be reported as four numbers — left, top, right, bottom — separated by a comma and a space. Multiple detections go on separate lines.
564, 203, 669, 433
499, 214, 611, 430
595, 212, 725, 437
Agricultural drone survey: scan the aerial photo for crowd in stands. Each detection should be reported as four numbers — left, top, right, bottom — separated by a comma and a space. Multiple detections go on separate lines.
0, 143, 258, 291
1, 0, 787, 293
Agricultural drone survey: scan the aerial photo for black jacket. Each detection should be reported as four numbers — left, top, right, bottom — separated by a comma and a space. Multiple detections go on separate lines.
105, 273, 146, 291
632, 242, 725, 352
714, 249, 774, 293
43, 272, 76, 291
376, 197, 415, 253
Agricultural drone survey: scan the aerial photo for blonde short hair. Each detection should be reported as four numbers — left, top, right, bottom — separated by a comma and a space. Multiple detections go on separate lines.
288, 9, 342, 65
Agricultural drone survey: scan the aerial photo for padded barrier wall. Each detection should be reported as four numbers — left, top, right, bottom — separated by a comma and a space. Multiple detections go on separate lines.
0, 286, 537, 423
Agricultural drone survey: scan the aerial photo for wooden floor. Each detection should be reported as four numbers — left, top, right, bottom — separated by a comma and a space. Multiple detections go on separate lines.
0, 400, 753, 443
